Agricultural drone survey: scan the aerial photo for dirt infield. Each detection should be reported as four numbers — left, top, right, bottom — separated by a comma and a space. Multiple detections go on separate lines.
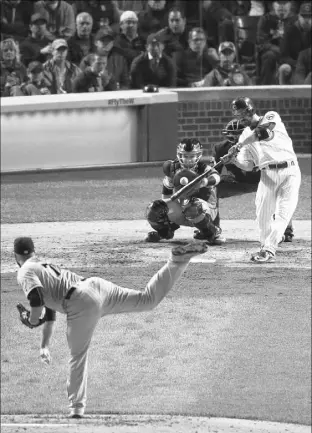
1, 415, 311, 433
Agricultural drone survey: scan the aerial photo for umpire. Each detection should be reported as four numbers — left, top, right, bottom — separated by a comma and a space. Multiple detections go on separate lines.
213, 119, 294, 242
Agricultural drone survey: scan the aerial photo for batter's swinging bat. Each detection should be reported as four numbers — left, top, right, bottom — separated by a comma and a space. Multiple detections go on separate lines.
170, 146, 240, 202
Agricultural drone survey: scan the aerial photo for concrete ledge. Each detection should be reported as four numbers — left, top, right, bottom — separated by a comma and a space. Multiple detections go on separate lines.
174, 85, 312, 102
0, 89, 178, 113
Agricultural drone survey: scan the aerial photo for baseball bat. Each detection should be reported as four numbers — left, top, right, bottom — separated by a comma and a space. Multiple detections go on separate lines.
170, 150, 238, 202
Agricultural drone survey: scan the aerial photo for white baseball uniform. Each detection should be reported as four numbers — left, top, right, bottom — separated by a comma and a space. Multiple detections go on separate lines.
17, 256, 191, 416
233, 110, 301, 254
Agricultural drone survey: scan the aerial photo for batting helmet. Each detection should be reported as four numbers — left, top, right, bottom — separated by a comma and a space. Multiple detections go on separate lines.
222, 119, 245, 143
177, 138, 203, 170
231, 97, 255, 119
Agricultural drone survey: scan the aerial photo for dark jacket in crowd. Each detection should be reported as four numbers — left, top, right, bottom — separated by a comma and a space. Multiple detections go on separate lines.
72, 67, 117, 92
294, 47, 311, 84
257, 11, 297, 53
16, 78, 52, 96
280, 21, 312, 68
42, 58, 81, 93
80, 48, 130, 89
138, 5, 169, 41
113, 33, 146, 69
154, 27, 189, 58
174, 48, 216, 87
1, 0, 33, 42
67, 32, 96, 66
0, 60, 28, 96
19, 35, 53, 67
202, 64, 252, 87
34, 0, 76, 40
130, 52, 176, 89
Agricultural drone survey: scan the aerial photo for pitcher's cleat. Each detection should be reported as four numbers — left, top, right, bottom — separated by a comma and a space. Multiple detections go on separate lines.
171, 241, 208, 262
251, 250, 276, 263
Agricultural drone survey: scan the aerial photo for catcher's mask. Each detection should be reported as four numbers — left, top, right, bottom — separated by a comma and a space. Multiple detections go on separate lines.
222, 119, 245, 143
231, 96, 255, 126
177, 138, 203, 170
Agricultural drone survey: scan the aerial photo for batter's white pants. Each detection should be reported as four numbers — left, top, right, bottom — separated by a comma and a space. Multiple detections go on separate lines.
255, 163, 301, 254
62, 257, 191, 416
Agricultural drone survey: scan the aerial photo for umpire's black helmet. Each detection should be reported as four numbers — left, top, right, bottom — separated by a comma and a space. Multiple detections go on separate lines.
231, 96, 255, 118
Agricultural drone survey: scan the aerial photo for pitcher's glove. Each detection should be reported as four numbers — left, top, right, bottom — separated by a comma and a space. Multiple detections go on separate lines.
16, 303, 47, 329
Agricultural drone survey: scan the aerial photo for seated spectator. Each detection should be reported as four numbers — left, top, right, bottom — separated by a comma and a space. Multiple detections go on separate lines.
80, 28, 130, 89
73, 1, 121, 35
14, 61, 51, 95
73, 54, 117, 92
155, 7, 189, 58
138, 0, 170, 41
67, 12, 96, 66
130, 33, 176, 88
174, 27, 218, 87
42, 38, 81, 93
1, 0, 33, 43
0, 38, 27, 97
293, 46, 311, 84
34, 0, 76, 40
114, 11, 146, 69
201, 41, 251, 87
257, 0, 296, 85
278, 2, 311, 84
115, 0, 147, 15
20, 12, 55, 68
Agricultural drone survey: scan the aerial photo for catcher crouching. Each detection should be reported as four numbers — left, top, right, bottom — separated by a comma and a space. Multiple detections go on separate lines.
145, 138, 225, 245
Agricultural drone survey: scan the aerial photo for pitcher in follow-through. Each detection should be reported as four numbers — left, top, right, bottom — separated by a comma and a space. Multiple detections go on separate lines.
226, 96, 301, 263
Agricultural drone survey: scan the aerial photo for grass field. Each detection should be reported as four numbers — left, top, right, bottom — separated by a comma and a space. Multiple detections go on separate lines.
1, 158, 311, 429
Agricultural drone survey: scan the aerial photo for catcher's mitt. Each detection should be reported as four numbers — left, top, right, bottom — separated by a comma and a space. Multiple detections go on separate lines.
16, 303, 47, 329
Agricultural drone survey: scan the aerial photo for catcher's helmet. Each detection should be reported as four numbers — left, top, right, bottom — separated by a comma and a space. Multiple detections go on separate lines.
177, 138, 203, 170
222, 119, 245, 143
231, 97, 255, 119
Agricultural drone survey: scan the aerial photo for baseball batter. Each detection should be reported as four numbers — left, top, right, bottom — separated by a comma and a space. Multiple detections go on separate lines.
214, 118, 295, 242
227, 97, 301, 263
14, 236, 207, 418
145, 138, 225, 245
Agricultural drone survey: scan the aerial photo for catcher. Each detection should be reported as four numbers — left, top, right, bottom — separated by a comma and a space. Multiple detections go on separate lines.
145, 138, 225, 245
215, 118, 294, 242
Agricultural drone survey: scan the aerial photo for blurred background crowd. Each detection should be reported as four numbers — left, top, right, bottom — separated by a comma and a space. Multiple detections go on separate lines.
1, 0, 311, 96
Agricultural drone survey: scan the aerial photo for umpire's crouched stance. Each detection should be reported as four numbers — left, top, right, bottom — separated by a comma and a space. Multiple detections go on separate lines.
14, 236, 207, 418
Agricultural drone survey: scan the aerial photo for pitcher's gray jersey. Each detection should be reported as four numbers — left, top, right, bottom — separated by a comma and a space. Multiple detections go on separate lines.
17, 257, 84, 312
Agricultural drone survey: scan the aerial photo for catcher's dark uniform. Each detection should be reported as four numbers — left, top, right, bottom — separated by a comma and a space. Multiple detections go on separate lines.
213, 139, 294, 239
146, 158, 222, 242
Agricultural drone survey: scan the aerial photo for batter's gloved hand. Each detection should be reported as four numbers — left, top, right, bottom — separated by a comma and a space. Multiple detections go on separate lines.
16, 303, 47, 329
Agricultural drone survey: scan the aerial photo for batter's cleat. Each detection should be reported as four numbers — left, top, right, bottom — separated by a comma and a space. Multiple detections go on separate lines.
145, 231, 162, 243
70, 414, 83, 419
251, 250, 275, 263
208, 234, 226, 246
283, 234, 293, 242
171, 241, 208, 262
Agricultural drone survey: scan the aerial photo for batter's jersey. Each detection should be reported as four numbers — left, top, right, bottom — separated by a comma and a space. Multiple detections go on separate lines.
237, 111, 297, 169
17, 257, 85, 313
162, 159, 218, 206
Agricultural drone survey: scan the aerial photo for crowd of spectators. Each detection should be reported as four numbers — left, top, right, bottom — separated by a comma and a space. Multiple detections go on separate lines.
1, 0, 311, 97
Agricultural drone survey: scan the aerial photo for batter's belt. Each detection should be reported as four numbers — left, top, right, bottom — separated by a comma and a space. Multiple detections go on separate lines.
65, 278, 86, 300
261, 160, 296, 170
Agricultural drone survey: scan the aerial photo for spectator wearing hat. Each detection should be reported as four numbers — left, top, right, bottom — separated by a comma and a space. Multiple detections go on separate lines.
0, 38, 27, 97
278, 2, 312, 84
174, 27, 218, 87
34, 0, 76, 40
73, 53, 117, 92
42, 38, 81, 93
257, 0, 297, 84
14, 61, 52, 96
80, 28, 130, 89
20, 12, 55, 68
293, 46, 311, 84
130, 33, 176, 89
114, 10, 146, 69
138, 0, 171, 42
201, 41, 251, 87
67, 12, 96, 66
154, 7, 189, 59
1, 0, 33, 43
73, 1, 120, 35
